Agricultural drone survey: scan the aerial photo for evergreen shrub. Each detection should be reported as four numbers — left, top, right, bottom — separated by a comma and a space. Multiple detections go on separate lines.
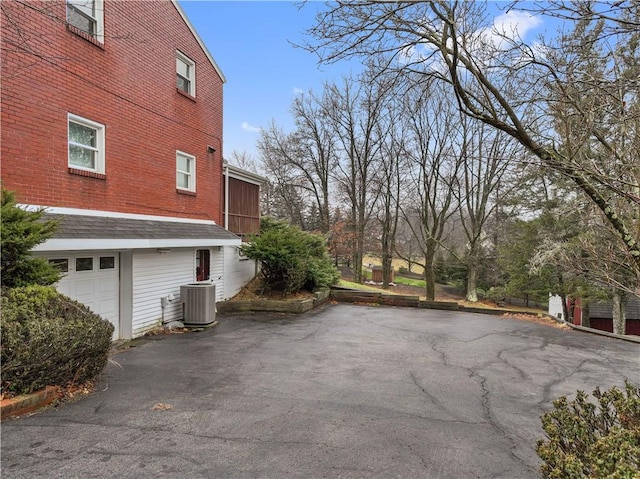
536, 382, 640, 478
486, 286, 507, 303
242, 219, 340, 294
1, 188, 60, 288
1, 286, 114, 396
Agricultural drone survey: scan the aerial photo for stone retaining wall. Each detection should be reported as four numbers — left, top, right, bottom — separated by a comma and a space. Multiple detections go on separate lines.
217, 289, 330, 314
217, 286, 530, 317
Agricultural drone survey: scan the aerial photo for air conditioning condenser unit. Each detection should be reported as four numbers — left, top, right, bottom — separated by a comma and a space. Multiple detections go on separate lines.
180, 283, 216, 326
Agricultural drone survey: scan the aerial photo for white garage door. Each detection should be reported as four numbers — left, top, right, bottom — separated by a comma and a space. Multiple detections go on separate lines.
50, 253, 120, 339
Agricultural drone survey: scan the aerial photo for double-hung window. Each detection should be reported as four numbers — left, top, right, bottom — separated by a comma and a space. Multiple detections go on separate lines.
176, 151, 196, 192
176, 51, 196, 96
67, 0, 104, 42
68, 114, 105, 174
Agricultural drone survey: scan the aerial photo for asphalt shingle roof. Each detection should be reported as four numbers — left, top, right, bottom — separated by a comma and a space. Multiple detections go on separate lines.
43, 213, 240, 241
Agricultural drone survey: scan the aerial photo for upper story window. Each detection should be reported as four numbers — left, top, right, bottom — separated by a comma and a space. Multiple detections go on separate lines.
68, 114, 105, 174
176, 51, 196, 97
67, 0, 104, 43
176, 151, 196, 192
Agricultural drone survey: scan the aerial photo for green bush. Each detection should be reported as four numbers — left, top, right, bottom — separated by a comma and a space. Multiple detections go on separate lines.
242, 219, 340, 294
1, 188, 60, 288
1, 285, 114, 396
536, 381, 640, 478
485, 286, 506, 303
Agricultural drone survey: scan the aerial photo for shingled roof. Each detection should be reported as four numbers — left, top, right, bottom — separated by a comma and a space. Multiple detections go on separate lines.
43, 213, 239, 240
34, 213, 241, 252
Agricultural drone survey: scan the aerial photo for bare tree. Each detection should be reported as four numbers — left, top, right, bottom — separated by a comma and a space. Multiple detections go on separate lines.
304, 0, 640, 283
289, 90, 338, 233
258, 124, 312, 228
227, 150, 259, 173
323, 72, 387, 283
257, 90, 338, 233
455, 117, 522, 302
399, 79, 462, 300
372, 76, 407, 287
394, 214, 424, 274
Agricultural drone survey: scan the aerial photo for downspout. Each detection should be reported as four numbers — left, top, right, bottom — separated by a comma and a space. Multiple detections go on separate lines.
223, 161, 229, 301
224, 161, 229, 230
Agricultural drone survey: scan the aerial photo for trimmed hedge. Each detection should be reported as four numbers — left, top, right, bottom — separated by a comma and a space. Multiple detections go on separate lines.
536, 381, 640, 478
1, 285, 114, 396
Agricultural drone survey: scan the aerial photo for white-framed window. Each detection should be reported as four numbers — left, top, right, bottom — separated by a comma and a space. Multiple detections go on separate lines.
176, 51, 196, 96
176, 151, 196, 192
67, 0, 104, 42
68, 114, 105, 174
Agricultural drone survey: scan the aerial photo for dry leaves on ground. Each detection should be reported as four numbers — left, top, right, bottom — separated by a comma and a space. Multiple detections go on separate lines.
502, 313, 572, 330
143, 326, 189, 336
231, 277, 315, 301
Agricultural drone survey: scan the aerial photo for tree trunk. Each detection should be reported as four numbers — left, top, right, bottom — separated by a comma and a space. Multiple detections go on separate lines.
466, 264, 478, 302
424, 248, 436, 301
581, 301, 590, 328
611, 291, 626, 335
353, 249, 363, 283
353, 224, 364, 284
381, 217, 393, 288
382, 255, 392, 289
560, 294, 569, 323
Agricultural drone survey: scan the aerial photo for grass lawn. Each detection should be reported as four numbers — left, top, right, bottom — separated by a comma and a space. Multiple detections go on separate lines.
337, 279, 389, 292
363, 254, 425, 275
337, 280, 420, 297
337, 278, 547, 315
393, 276, 426, 288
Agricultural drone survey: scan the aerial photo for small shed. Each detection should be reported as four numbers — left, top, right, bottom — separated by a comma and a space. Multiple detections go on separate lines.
371, 266, 394, 283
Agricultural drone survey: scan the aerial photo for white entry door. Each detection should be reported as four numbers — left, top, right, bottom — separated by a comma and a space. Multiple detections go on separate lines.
51, 253, 120, 339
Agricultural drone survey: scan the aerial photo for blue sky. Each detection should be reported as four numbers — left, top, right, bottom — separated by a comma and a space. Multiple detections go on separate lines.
179, 1, 358, 161
179, 1, 548, 163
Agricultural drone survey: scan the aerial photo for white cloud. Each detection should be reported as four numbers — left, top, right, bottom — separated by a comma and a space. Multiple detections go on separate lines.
484, 11, 543, 49
241, 121, 261, 133
394, 9, 543, 72
292, 87, 305, 96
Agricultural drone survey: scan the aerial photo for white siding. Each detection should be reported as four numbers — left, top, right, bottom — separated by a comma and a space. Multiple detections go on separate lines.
223, 245, 257, 299
210, 247, 225, 302
132, 249, 193, 337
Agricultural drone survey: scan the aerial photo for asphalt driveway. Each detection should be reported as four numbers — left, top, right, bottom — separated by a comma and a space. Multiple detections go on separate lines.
2, 304, 639, 478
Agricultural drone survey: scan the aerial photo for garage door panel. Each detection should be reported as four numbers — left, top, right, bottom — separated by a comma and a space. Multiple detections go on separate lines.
98, 277, 118, 295
96, 298, 118, 319
74, 278, 97, 297
42, 252, 120, 340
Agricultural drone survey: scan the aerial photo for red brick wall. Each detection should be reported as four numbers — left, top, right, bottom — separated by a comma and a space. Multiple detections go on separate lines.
1, 0, 224, 222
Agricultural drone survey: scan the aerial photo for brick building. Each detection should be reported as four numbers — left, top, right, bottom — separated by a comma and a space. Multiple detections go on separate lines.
1, 0, 261, 338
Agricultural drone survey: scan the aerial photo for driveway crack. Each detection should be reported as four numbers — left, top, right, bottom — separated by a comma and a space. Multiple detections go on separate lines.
470, 369, 535, 474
